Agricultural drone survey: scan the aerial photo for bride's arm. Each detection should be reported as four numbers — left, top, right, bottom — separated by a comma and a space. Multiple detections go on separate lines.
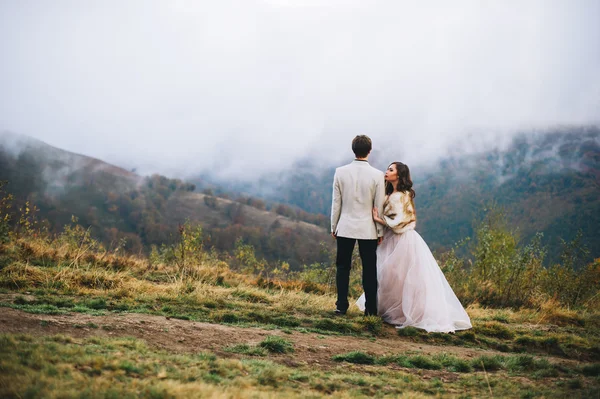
372, 207, 387, 226
378, 193, 415, 230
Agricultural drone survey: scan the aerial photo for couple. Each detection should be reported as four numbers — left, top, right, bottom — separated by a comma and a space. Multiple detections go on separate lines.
330, 135, 472, 333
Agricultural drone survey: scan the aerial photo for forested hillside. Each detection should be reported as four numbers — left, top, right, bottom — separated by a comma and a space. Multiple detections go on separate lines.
213, 126, 600, 264
0, 132, 331, 269
2, 126, 599, 268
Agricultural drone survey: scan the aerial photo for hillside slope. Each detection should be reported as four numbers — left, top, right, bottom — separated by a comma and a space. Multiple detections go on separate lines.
0, 231, 598, 398
213, 126, 600, 264
0, 132, 331, 268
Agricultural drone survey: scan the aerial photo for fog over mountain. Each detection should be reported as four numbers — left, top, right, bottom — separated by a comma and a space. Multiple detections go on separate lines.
1, 1, 599, 179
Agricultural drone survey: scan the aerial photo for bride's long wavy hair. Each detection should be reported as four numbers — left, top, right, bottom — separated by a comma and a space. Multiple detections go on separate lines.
386, 162, 416, 198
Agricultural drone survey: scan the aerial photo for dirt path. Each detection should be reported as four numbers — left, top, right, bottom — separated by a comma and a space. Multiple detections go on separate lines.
0, 306, 577, 375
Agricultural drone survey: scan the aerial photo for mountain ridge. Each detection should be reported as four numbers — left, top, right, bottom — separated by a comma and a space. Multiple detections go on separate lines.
0, 131, 331, 269
2, 126, 599, 266
191, 126, 600, 264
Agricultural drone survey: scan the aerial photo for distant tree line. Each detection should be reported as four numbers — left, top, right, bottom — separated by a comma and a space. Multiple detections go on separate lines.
0, 149, 331, 269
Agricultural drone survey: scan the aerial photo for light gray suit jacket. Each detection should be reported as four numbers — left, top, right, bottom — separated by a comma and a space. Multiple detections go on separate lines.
330, 160, 385, 240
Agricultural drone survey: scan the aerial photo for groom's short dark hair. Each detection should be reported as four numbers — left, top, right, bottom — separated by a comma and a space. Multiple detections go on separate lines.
352, 135, 372, 158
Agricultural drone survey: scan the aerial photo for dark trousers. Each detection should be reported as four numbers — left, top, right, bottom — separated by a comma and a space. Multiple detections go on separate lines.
335, 236, 378, 315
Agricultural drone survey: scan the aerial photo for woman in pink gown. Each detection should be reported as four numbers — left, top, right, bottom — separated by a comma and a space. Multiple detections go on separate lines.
357, 162, 472, 333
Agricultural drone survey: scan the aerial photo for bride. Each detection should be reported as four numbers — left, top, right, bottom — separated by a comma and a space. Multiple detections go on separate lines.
357, 162, 472, 333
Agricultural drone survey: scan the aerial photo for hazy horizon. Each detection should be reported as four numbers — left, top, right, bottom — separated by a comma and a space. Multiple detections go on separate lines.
1, 1, 599, 179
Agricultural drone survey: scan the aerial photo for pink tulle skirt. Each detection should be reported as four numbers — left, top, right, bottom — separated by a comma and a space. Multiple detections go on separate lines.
357, 229, 472, 333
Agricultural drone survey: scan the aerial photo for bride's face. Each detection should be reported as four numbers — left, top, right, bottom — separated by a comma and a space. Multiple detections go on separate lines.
384, 164, 398, 182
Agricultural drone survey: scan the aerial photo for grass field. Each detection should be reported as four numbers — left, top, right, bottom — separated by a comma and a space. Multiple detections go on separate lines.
0, 236, 599, 398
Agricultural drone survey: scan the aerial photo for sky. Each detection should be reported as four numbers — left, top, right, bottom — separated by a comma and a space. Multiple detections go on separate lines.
1, 0, 599, 178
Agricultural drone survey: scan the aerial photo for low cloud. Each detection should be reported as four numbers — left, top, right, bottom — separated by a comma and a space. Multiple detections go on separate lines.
0, 0, 598, 179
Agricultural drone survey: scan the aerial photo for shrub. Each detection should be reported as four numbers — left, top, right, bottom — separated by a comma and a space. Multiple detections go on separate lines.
471, 209, 545, 308
437, 207, 599, 310
0, 181, 13, 244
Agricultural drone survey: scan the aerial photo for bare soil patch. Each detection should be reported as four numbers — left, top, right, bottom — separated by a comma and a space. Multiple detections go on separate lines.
0, 306, 576, 374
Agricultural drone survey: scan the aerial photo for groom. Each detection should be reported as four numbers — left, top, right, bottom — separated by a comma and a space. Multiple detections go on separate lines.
330, 135, 385, 316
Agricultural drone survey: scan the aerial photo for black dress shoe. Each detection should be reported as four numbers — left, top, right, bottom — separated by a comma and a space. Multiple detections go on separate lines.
334, 309, 347, 316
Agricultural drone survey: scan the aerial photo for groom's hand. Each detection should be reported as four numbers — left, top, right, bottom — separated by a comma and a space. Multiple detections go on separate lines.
378, 236, 383, 245
331, 232, 337, 239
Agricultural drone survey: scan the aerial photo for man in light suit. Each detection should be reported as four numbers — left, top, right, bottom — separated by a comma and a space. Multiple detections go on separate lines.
331, 135, 385, 316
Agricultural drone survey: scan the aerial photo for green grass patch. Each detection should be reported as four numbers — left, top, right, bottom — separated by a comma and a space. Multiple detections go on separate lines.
0, 302, 70, 315
432, 353, 473, 373
505, 355, 551, 373
169, 314, 192, 321
471, 355, 504, 371
396, 326, 423, 337
473, 321, 515, 339
492, 312, 511, 323
258, 336, 294, 354
332, 351, 376, 365
312, 318, 358, 334
407, 355, 442, 370
223, 344, 267, 357
360, 315, 383, 335
581, 363, 600, 377
0, 333, 597, 398
230, 288, 272, 304
332, 350, 575, 378
376, 354, 413, 368
392, 320, 599, 362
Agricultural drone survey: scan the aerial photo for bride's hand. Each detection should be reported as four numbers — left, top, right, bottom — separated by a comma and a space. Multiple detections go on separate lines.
372, 207, 379, 220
